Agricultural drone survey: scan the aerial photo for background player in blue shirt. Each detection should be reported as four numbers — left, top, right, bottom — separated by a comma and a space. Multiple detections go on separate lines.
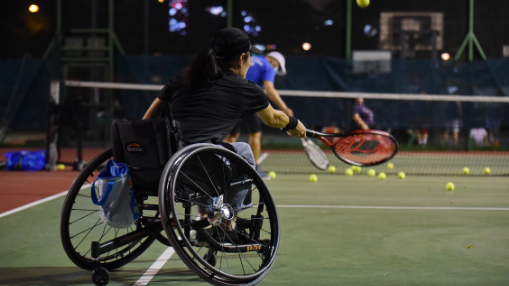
224, 51, 294, 179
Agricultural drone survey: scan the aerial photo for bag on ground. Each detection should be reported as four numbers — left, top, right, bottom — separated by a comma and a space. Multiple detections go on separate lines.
91, 159, 140, 228
4, 150, 46, 171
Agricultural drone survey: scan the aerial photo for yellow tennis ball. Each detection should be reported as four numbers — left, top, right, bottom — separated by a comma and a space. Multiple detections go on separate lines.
352, 166, 362, 172
378, 172, 386, 180
463, 167, 470, 175
356, 0, 370, 8
387, 163, 394, 170
484, 167, 491, 175
345, 168, 354, 176
446, 182, 455, 191
57, 164, 65, 171
398, 172, 405, 179
268, 171, 276, 179
309, 174, 318, 182
328, 165, 336, 173
367, 169, 376, 177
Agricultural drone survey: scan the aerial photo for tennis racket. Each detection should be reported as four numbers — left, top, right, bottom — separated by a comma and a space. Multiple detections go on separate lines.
306, 129, 398, 166
301, 138, 329, 170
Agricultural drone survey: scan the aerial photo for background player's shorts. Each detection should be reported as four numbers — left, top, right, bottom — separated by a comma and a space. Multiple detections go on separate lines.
230, 113, 262, 135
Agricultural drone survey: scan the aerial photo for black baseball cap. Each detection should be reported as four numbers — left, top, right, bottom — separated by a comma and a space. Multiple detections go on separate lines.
210, 27, 262, 58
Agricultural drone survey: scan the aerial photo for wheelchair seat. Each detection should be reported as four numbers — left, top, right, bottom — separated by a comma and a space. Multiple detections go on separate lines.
111, 118, 171, 196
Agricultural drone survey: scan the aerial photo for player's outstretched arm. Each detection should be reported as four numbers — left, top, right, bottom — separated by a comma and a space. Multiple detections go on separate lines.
263, 80, 293, 116
143, 98, 164, 119
257, 105, 306, 137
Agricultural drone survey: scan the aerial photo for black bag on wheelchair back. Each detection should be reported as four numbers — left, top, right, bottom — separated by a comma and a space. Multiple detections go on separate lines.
111, 118, 171, 195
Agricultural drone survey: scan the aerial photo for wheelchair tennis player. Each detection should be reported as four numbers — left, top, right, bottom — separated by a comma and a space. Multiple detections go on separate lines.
142, 27, 306, 224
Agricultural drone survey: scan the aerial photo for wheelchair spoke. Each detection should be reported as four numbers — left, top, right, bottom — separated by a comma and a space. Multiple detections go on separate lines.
197, 155, 220, 197
219, 221, 268, 257
179, 171, 216, 201
70, 218, 102, 239
69, 210, 99, 225
216, 226, 257, 272
77, 193, 91, 198
98, 224, 112, 243
222, 231, 233, 275
73, 218, 102, 250
115, 228, 119, 259
222, 161, 227, 203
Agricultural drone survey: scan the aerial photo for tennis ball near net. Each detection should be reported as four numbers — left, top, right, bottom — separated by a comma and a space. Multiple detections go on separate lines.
367, 169, 376, 177
345, 168, 354, 176
484, 167, 491, 175
57, 164, 65, 171
387, 163, 394, 170
268, 171, 276, 179
463, 167, 470, 175
356, 0, 370, 8
446, 182, 455, 191
328, 165, 336, 173
398, 172, 406, 179
378, 172, 386, 180
352, 166, 362, 172
309, 174, 318, 182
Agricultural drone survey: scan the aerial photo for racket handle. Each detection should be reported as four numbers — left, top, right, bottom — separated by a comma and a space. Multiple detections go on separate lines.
306, 129, 317, 138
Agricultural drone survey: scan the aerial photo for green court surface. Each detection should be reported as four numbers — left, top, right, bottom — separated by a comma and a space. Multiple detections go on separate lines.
1, 174, 508, 285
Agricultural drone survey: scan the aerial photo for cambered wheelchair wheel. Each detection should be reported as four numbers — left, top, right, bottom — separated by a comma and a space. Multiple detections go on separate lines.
159, 144, 280, 286
60, 149, 158, 271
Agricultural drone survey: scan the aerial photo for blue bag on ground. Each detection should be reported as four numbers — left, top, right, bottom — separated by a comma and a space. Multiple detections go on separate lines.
91, 159, 140, 228
5, 150, 46, 171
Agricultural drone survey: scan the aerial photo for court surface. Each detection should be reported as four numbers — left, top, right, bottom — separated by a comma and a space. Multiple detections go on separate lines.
0, 174, 508, 285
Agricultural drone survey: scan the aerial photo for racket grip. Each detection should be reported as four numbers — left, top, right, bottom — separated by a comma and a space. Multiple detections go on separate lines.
306, 129, 317, 138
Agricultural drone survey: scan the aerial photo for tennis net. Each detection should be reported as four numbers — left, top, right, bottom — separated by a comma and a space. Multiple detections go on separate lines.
48, 80, 509, 176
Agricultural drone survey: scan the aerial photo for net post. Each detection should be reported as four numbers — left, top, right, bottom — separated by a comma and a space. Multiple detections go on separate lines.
45, 80, 61, 171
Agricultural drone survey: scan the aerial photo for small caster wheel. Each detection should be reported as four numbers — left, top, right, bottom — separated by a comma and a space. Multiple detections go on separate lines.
204, 251, 217, 267
92, 266, 110, 286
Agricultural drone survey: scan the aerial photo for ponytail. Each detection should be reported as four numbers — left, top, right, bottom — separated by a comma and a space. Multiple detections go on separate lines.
183, 49, 242, 88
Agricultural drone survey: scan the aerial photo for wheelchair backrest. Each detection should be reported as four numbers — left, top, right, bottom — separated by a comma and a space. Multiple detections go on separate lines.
111, 118, 172, 195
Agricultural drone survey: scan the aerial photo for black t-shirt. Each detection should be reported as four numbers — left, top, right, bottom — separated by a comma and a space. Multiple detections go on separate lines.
158, 70, 269, 144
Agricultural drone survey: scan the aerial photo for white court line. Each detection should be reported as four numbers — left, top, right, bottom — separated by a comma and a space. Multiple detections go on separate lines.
0, 190, 69, 219
0, 183, 92, 219
278, 205, 509, 211
133, 247, 175, 286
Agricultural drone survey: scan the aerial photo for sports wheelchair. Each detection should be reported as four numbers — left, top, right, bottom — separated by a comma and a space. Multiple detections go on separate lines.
60, 118, 280, 286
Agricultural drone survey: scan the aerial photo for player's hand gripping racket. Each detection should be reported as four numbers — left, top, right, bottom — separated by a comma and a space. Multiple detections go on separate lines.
305, 129, 398, 166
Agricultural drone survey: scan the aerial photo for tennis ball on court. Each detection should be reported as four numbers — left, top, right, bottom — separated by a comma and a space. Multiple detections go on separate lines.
367, 169, 376, 177
484, 167, 491, 175
352, 166, 362, 172
309, 174, 318, 182
378, 172, 386, 180
57, 164, 65, 171
345, 168, 354, 176
387, 163, 394, 170
446, 182, 455, 191
356, 0, 370, 8
463, 167, 470, 175
328, 165, 336, 173
398, 172, 406, 179
268, 171, 276, 179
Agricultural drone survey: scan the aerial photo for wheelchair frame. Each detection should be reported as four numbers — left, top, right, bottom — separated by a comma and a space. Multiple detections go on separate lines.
60, 120, 280, 286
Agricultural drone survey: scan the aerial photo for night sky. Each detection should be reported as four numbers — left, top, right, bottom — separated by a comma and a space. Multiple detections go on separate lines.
1, 0, 509, 59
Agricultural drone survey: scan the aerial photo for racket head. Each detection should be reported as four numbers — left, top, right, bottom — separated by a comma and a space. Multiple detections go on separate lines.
302, 138, 329, 170
320, 130, 398, 166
